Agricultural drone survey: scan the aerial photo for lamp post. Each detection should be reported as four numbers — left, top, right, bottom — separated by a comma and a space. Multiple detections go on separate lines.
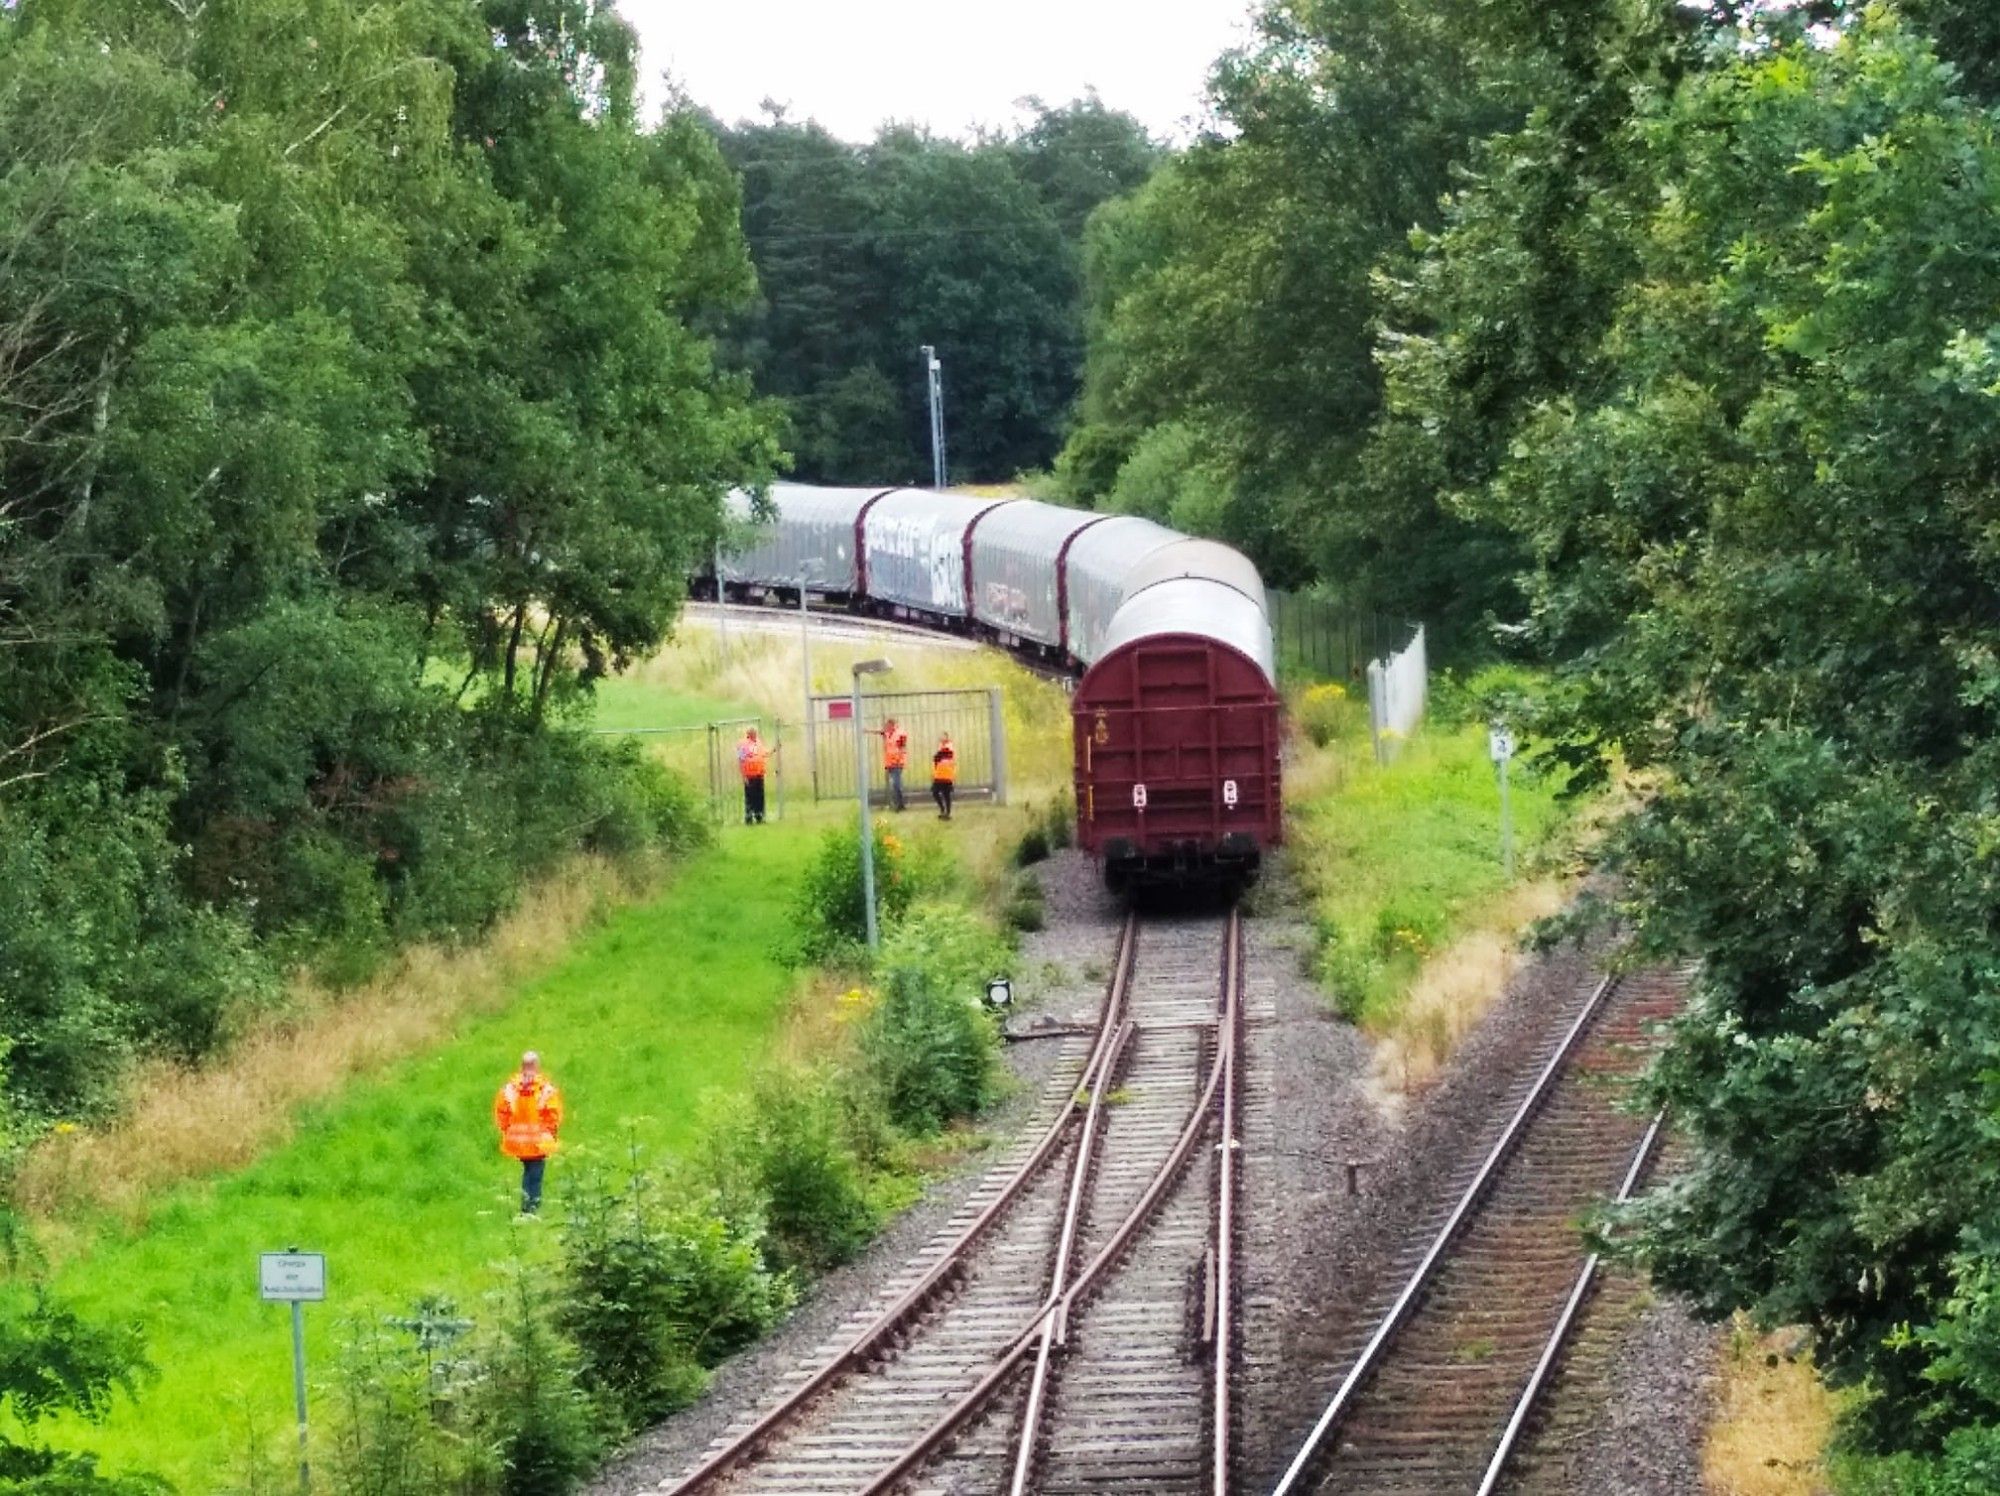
798, 561, 821, 794
852, 658, 893, 949
921, 345, 946, 490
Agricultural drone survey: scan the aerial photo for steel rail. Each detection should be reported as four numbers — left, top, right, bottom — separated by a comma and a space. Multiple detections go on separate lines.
1212, 914, 1244, 1496
1269, 970, 1622, 1496
1472, 1108, 1668, 1496
659, 913, 1138, 1496
1008, 1013, 1137, 1495
859, 908, 1245, 1496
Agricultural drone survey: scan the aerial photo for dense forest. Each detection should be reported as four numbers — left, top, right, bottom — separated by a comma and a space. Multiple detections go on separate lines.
707, 98, 1157, 484
0, 0, 776, 1130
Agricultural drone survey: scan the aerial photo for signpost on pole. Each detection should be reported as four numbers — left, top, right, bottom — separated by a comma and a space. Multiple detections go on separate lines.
1489, 723, 1516, 881
260, 1249, 325, 1495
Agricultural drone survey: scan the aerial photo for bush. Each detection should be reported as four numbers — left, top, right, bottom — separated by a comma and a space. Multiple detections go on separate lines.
0, 788, 277, 1117
1842, 1426, 2000, 1495
0, 1286, 167, 1495
558, 1173, 791, 1428
319, 1275, 622, 1496
1009, 796, 1076, 868
1044, 793, 1074, 852
324, 1303, 496, 1496
790, 825, 912, 962
857, 967, 1003, 1136
1427, 664, 1545, 732
877, 902, 1010, 1006
1005, 872, 1046, 932
471, 1268, 605, 1496
708, 1071, 881, 1273
1295, 681, 1358, 748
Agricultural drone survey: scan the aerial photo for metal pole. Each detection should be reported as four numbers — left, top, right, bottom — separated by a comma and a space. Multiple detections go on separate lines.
854, 679, 879, 949
923, 346, 946, 489
714, 546, 729, 668
988, 687, 1008, 807
291, 1300, 310, 1495
1367, 660, 1386, 766
774, 718, 784, 822
1499, 756, 1515, 881
800, 583, 816, 794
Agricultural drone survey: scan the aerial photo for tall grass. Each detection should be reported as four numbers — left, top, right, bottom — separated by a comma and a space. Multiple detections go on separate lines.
1704, 1319, 1837, 1495
1287, 671, 1593, 1089
19, 858, 647, 1230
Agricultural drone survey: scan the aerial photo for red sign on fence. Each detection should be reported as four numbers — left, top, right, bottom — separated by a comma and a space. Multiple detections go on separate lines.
826, 699, 853, 720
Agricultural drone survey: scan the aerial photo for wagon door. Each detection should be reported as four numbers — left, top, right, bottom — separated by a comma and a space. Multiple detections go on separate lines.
1075, 638, 1277, 857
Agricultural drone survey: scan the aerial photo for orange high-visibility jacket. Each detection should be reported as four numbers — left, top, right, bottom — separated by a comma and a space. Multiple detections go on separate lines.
737, 737, 767, 779
932, 744, 957, 783
883, 729, 908, 770
494, 1074, 563, 1159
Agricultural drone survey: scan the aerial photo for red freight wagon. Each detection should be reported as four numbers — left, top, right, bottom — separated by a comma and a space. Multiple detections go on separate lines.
1073, 577, 1282, 894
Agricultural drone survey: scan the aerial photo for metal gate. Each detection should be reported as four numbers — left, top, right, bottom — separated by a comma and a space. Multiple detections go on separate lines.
808, 688, 1007, 808
592, 716, 788, 823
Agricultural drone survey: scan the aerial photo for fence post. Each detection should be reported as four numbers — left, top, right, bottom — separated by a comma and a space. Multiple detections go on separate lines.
988, 688, 1008, 807
1367, 659, 1387, 766
712, 720, 728, 824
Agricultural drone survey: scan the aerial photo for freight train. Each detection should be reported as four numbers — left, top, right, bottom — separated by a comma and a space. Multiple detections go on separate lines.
701, 484, 1282, 893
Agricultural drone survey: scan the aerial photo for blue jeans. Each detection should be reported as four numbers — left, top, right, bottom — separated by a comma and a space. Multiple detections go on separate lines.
520, 1156, 547, 1214
886, 766, 904, 810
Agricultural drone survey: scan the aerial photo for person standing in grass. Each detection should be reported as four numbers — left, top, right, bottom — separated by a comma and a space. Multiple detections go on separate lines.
931, 732, 957, 820
871, 716, 909, 811
737, 726, 776, 825
494, 1051, 563, 1215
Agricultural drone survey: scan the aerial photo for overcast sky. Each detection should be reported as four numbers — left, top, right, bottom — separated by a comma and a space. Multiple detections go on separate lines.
621, 1, 1257, 143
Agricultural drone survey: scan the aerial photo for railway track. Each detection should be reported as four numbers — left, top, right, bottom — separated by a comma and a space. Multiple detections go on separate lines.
684, 601, 983, 653
1271, 965, 1686, 1496
659, 909, 1245, 1496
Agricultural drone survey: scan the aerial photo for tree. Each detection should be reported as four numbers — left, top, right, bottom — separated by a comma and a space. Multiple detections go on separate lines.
1056, 0, 1530, 610
712, 99, 1155, 485
0, 1287, 163, 1493
0, 0, 769, 1117
1433, 9, 2000, 1452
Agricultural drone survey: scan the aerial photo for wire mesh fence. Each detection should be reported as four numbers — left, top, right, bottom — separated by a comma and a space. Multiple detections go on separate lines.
589, 686, 1009, 821
1267, 589, 1401, 683
808, 687, 1006, 808
592, 716, 793, 824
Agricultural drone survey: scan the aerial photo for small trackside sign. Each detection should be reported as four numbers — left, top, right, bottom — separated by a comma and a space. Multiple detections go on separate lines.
1489, 728, 1515, 763
1132, 783, 1148, 809
259, 1252, 326, 1302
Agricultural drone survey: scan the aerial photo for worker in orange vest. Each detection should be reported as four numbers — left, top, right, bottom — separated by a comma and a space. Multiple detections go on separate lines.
494, 1050, 563, 1215
871, 716, 910, 811
737, 726, 777, 825
931, 732, 957, 820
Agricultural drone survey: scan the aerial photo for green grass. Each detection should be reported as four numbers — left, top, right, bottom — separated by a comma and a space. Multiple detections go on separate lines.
54, 821, 823, 1490
588, 677, 761, 732
1290, 697, 1576, 1028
